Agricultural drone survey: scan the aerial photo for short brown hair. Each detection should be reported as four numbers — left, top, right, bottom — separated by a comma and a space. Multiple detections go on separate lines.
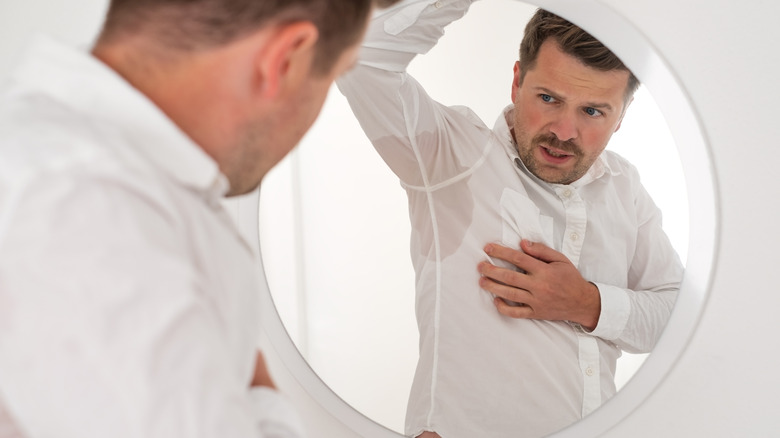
519, 9, 640, 102
97, 0, 399, 75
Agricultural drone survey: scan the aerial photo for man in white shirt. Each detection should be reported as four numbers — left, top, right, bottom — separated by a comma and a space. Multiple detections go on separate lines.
338, 1, 683, 437
0, 0, 399, 437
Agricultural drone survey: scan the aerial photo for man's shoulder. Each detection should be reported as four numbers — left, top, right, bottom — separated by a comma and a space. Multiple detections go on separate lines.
0, 92, 141, 182
600, 149, 640, 179
0, 36, 156, 182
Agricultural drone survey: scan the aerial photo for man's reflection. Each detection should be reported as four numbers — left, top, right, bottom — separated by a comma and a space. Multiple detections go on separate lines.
338, 2, 682, 437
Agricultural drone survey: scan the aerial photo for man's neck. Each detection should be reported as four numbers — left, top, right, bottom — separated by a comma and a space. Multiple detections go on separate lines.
91, 40, 240, 170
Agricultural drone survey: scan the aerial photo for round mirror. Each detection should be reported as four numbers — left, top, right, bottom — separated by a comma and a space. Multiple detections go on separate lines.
0, 0, 717, 436
249, 0, 716, 436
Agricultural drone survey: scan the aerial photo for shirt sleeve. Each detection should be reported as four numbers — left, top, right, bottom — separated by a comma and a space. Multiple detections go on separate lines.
250, 388, 307, 438
0, 174, 306, 438
588, 174, 683, 353
337, 0, 489, 188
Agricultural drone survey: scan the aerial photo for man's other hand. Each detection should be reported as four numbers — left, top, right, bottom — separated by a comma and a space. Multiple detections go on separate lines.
477, 240, 601, 330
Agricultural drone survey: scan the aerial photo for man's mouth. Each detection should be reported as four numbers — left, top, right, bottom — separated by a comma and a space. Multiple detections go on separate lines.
540, 144, 574, 162
543, 146, 570, 158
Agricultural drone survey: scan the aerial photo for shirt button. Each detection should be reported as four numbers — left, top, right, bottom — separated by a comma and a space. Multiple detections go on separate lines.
585, 367, 594, 376
434, 0, 443, 7
562, 189, 572, 198
570, 232, 579, 242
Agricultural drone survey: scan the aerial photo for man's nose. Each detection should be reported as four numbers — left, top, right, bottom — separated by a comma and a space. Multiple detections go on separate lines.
548, 113, 578, 142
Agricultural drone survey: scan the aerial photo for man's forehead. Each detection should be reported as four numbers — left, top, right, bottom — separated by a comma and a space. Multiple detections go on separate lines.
527, 40, 630, 106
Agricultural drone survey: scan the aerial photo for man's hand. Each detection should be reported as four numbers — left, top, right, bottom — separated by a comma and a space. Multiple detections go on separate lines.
251, 350, 277, 389
477, 240, 601, 330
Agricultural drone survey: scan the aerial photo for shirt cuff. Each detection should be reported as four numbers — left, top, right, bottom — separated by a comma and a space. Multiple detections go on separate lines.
249, 387, 307, 438
587, 282, 630, 341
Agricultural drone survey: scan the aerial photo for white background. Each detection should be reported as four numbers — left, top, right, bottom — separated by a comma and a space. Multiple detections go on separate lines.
2, 0, 778, 437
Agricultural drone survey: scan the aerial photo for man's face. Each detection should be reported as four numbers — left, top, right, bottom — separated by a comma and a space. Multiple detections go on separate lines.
511, 39, 631, 185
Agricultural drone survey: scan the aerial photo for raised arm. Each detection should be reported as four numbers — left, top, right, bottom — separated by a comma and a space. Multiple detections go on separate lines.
337, 0, 489, 187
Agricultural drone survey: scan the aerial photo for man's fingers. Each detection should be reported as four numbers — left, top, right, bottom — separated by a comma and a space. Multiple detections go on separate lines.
494, 297, 535, 319
483, 243, 539, 272
478, 261, 529, 289
479, 273, 532, 303
251, 350, 277, 389
519, 239, 567, 264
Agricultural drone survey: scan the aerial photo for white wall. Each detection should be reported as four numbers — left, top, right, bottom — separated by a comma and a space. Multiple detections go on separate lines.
3, 0, 779, 437
595, 0, 780, 435
0, 1, 106, 75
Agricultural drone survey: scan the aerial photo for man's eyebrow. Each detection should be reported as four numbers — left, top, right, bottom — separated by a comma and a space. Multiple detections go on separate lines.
536, 87, 563, 101
537, 87, 614, 112
584, 101, 614, 112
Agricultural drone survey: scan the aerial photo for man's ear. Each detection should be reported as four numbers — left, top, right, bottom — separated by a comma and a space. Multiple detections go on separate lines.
614, 96, 634, 133
511, 61, 522, 104
254, 21, 319, 100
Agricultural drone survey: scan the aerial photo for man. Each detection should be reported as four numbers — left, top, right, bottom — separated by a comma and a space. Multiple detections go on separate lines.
338, 1, 683, 437
0, 0, 398, 437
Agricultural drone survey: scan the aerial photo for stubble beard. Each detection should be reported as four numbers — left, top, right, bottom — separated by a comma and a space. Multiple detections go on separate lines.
224, 120, 270, 197
514, 130, 592, 185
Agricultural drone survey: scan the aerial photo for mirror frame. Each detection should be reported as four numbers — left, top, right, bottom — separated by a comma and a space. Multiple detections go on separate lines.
234, 0, 719, 436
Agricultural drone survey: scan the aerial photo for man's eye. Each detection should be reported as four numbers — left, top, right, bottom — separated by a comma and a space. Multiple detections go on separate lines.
540, 94, 555, 103
585, 107, 603, 117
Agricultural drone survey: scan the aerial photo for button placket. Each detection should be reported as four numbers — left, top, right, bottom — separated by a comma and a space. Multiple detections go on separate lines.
556, 186, 587, 266
577, 334, 602, 416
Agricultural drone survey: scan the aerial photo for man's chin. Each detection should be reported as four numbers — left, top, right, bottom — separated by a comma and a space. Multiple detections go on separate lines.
532, 168, 577, 185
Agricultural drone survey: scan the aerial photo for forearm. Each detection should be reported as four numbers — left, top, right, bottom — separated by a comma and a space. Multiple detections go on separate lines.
338, 0, 478, 126
359, 0, 477, 72
587, 165, 685, 352
588, 283, 679, 353
337, 0, 490, 186
577, 281, 602, 331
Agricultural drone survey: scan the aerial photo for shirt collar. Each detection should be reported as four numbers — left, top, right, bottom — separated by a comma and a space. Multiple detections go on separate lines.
494, 104, 620, 189
10, 36, 230, 198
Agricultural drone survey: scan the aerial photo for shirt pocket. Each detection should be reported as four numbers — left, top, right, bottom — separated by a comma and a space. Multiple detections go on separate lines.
499, 188, 554, 250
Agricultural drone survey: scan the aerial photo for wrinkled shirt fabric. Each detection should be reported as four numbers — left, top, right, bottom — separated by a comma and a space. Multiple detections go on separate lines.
337, 1, 683, 437
0, 37, 304, 438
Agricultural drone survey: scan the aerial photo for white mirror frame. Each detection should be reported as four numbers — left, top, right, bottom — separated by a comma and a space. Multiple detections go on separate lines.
232, 0, 719, 436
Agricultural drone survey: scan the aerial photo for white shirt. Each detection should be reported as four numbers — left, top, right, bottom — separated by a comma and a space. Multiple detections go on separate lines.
337, 1, 683, 437
0, 37, 304, 438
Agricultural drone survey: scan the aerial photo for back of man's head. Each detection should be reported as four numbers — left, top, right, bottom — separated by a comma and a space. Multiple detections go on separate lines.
96, 0, 396, 75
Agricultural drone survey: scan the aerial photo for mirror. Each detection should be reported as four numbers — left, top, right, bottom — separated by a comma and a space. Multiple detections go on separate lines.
256, 0, 704, 436
0, 0, 716, 437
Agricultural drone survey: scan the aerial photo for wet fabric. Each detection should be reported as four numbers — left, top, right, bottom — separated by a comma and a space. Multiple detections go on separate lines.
337, 1, 683, 437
